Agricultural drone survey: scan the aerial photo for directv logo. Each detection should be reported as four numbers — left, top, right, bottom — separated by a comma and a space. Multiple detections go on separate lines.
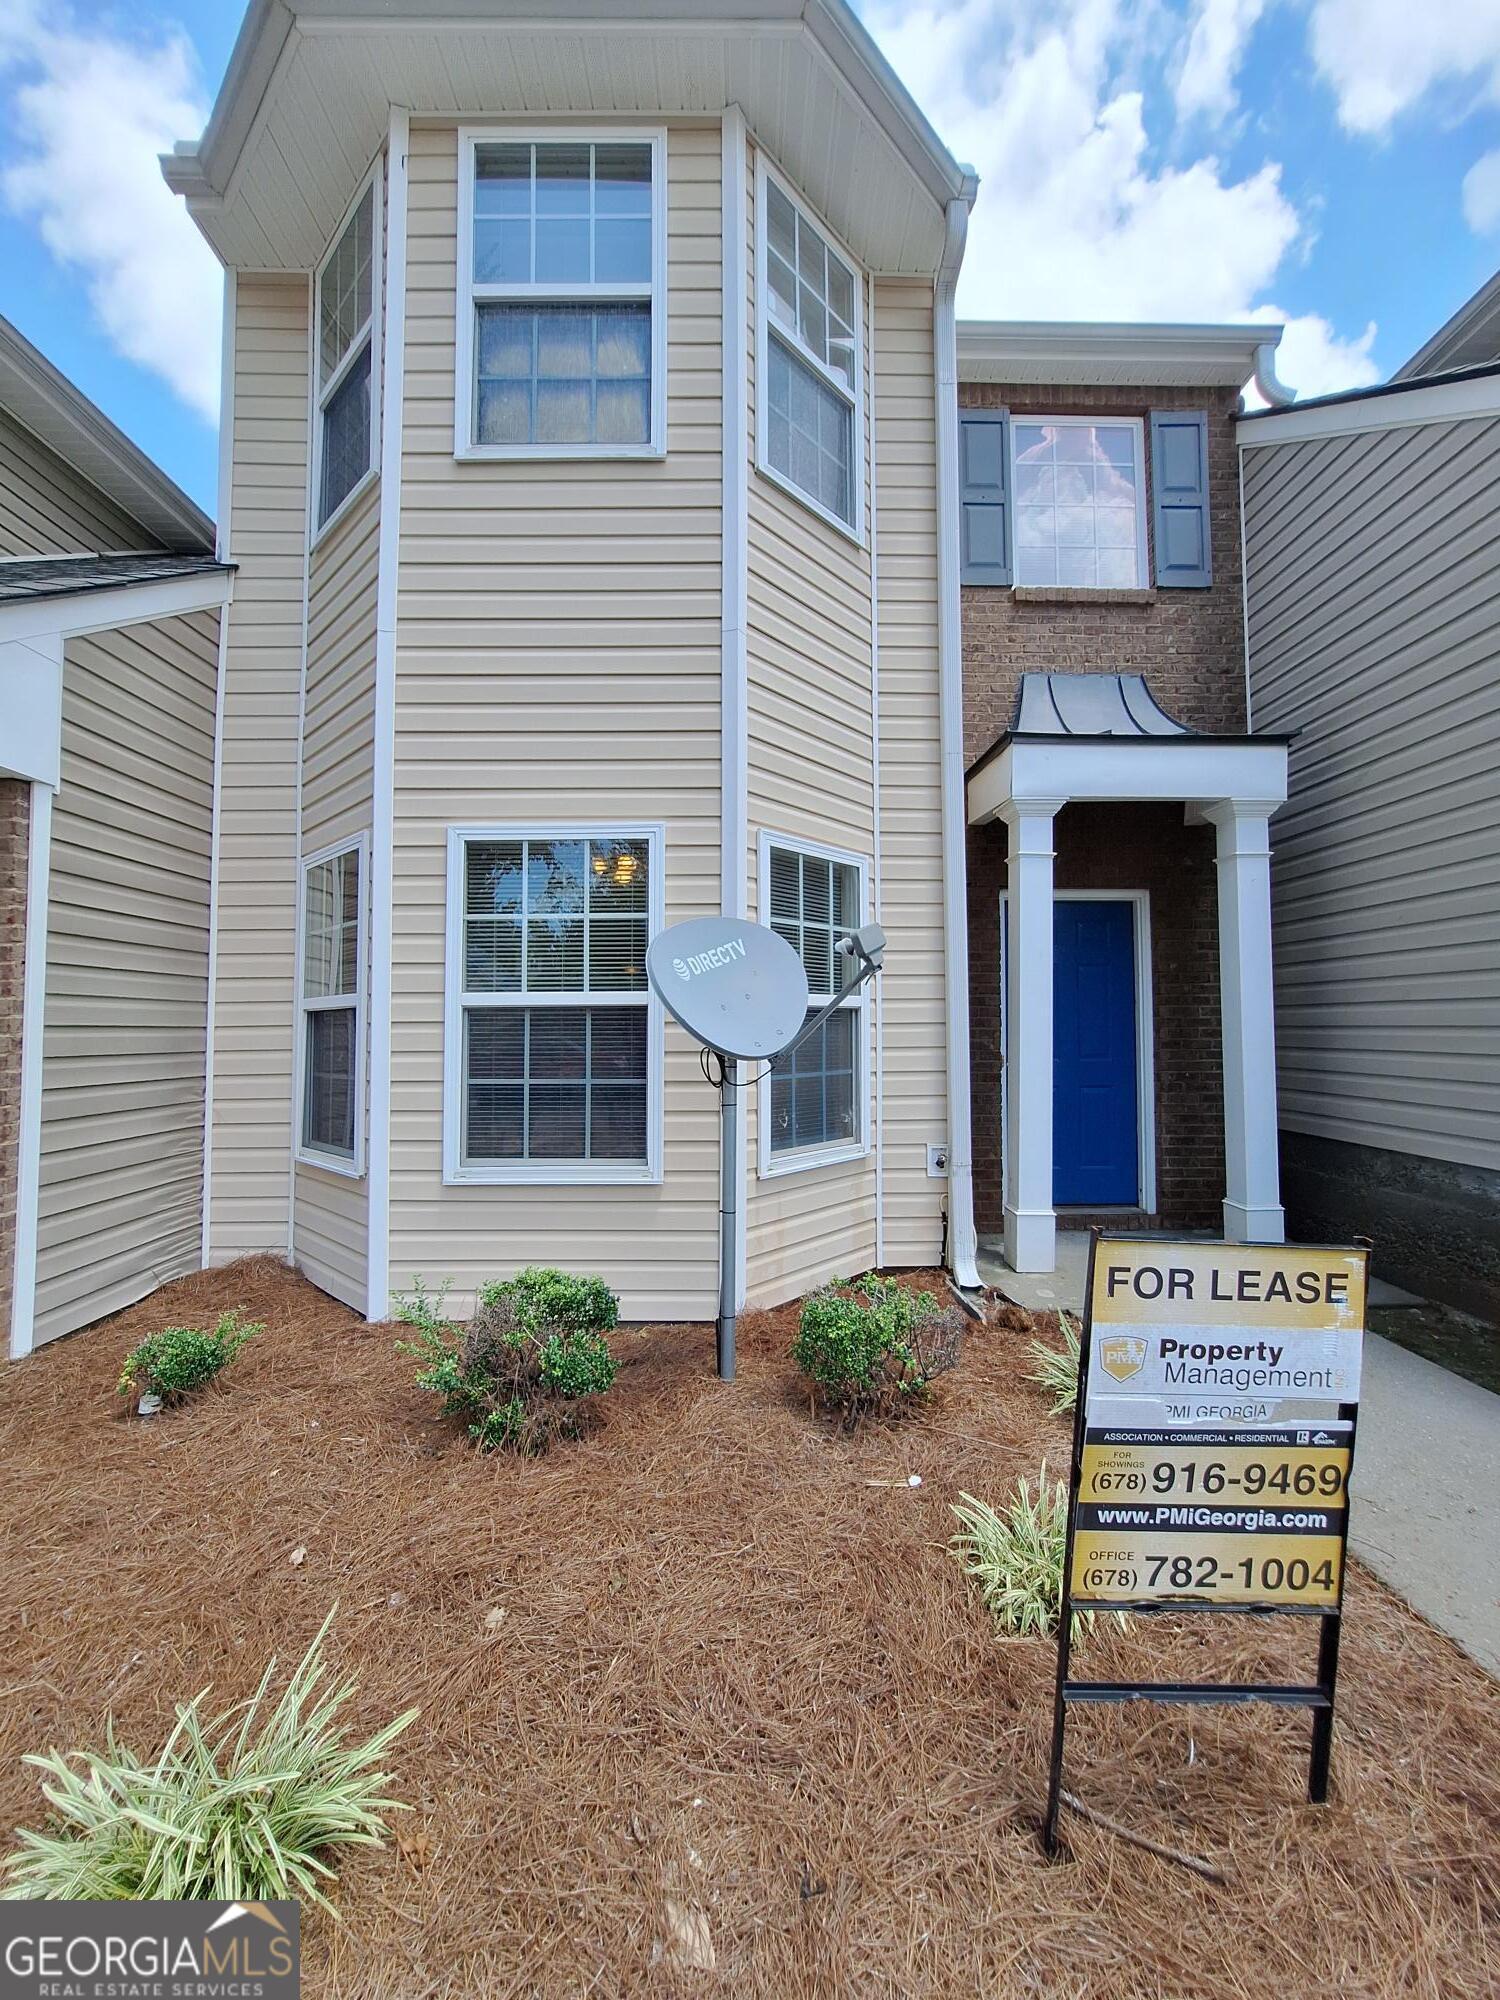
672, 938, 750, 979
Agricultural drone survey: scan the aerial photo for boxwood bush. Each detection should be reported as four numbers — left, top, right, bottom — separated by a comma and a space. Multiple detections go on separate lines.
792, 1275, 962, 1425
398, 1267, 619, 1455
117, 1311, 263, 1406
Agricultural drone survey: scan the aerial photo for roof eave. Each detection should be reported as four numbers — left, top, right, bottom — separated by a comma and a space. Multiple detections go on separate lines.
957, 319, 1284, 389
0, 316, 215, 553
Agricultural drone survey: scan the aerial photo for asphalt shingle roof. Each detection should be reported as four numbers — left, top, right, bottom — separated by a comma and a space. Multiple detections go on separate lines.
0, 551, 229, 605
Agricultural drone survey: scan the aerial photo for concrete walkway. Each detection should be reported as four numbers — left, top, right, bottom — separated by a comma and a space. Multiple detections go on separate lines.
979, 1234, 1500, 1677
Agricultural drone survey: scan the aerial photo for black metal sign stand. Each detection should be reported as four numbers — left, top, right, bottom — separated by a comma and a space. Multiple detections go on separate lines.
1042, 1231, 1360, 1857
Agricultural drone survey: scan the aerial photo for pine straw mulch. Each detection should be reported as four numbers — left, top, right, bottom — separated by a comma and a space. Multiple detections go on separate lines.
1, 1258, 1496, 2000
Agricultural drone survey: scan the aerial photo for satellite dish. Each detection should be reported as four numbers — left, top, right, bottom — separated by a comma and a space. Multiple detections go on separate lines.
646, 918, 809, 1061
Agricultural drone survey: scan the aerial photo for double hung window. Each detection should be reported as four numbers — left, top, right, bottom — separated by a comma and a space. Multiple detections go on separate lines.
762, 837, 867, 1170
299, 842, 365, 1170
1012, 417, 1147, 589
315, 176, 380, 532
457, 131, 665, 457
446, 828, 661, 1181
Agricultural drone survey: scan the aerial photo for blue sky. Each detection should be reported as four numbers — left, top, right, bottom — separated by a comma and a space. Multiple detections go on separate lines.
2, 0, 1499, 515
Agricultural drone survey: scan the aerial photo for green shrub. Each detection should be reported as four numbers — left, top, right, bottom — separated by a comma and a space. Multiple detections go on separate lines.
1, 1611, 415, 1910
399, 1267, 619, 1455
117, 1311, 263, 1404
950, 1470, 1126, 1640
1025, 1311, 1083, 1415
792, 1275, 962, 1424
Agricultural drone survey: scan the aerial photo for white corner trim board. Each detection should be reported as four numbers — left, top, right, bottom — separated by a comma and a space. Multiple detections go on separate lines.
203, 268, 236, 1265
934, 190, 981, 1291
367, 108, 410, 1323
9, 781, 53, 1359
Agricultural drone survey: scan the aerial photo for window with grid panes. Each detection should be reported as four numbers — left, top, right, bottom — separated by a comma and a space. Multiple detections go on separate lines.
457, 834, 652, 1166
1012, 418, 1147, 588
766, 844, 863, 1156
762, 175, 859, 529
315, 182, 377, 528
464, 137, 658, 451
300, 847, 362, 1161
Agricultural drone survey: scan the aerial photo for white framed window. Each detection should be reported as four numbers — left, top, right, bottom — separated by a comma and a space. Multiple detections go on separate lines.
296, 837, 368, 1175
313, 168, 382, 537
755, 159, 864, 541
757, 832, 869, 1177
444, 825, 664, 1184
454, 128, 667, 460
1012, 416, 1147, 589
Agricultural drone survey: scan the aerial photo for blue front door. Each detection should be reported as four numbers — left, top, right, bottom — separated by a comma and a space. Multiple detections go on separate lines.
1053, 900, 1139, 1206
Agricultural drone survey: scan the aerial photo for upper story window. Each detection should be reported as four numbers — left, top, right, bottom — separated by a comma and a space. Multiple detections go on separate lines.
456, 130, 666, 459
959, 407, 1212, 591
315, 174, 381, 533
444, 826, 663, 1184
760, 835, 868, 1173
756, 166, 863, 538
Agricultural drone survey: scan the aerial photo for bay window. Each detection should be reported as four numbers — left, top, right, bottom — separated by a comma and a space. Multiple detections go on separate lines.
314, 175, 380, 533
456, 131, 666, 458
760, 835, 868, 1172
445, 827, 662, 1182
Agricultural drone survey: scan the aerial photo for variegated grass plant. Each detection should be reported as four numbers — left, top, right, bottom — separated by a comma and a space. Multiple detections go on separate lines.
2, 1611, 416, 1909
950, 1468, 1126, 1640
1025, 1311, 1083, 1416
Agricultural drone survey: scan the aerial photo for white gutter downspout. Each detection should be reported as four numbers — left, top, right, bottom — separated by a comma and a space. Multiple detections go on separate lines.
934, 185, 980, 1291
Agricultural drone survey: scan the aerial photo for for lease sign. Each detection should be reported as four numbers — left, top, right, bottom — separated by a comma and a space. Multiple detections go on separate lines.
1069, 1239, 1367, 1612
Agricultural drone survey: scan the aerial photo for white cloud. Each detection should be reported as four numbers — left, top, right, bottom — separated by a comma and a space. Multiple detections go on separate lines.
1305, 0, 1500, 136
1175, 0, 1268, 121
863, 0, 1380, 399
1462, 147, 1500, 234
0, 1, 221, 422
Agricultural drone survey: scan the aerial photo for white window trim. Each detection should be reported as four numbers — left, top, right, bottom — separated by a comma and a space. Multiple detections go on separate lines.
997, 887, 1157, 1215
453, 125, 668, 462
294, 832, 370, 1179
756, 829, 872, 1180
443, 821, 665, 1186
1010, 413, 1148, 593
311, 160, 384, 547
754, 153, 866, 546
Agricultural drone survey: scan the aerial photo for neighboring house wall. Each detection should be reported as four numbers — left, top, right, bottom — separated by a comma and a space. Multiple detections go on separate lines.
0, 780, 26, 1345
0, 408, 158, 558
961, 379, 1243, 1234
1243, 410, 1500, 1317
208, 275, 310, 1265
386, 122, 723, 1321
33, 612, 218, 1346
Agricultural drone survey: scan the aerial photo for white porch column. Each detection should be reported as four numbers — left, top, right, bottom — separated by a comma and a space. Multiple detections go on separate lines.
1205, 800, 1285, 1243
1001, 800, 1061, 1271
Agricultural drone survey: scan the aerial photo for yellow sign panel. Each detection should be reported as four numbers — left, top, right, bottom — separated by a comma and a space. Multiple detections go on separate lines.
1071, 1530, 1344, 1609
1090, 1242, 1366, 1332
1079, 1438, 1351, 1507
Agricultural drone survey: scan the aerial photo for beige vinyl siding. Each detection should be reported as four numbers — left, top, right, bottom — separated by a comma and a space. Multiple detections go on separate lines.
33, 610, 218, 1345
744, 141, 878, 1303
293, 473, 378, 1310
871, 279, 947, 1268
1243, 412, 1500, 1172
209, 275, 311, 1262
0, 407, 158, 557
386, 122, 723, 1320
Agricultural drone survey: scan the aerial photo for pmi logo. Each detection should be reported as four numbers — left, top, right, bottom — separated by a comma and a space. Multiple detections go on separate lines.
0, 1899, 300, 1998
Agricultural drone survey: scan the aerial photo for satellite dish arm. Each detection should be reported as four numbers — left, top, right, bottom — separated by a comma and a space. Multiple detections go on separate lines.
768, 925, 885, 1069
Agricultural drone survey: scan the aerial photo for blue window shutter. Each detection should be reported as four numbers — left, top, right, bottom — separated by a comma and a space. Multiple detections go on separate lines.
1149, 409, 1212, 589
959, 409, 1012, 585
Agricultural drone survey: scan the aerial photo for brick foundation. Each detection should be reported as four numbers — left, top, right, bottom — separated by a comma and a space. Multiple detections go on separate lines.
0, 778, 28, 1351
960, 380, 1246, 1239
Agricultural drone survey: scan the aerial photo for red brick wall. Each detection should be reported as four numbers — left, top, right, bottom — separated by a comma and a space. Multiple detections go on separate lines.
0, 778, 28, 1349
961, 379, 1242, 1235
960, 381, 1247, 761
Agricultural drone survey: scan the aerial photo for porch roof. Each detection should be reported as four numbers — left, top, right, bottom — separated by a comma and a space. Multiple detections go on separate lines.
966, 673, 1291, 824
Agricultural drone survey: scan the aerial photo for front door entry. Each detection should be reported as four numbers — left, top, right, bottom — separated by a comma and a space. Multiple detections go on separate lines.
1052, 899, 1139, 1206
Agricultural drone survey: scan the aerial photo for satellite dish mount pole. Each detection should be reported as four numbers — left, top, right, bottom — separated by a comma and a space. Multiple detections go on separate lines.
717, 1057, 739, 1381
